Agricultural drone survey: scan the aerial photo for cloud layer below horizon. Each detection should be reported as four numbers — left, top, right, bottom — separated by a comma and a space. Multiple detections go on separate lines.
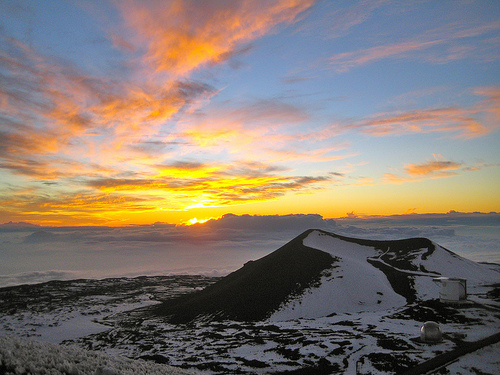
1, 212, 499, 287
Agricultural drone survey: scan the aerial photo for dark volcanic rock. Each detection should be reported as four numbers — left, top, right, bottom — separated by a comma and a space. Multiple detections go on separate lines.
0, 275, 217, 315
153, 229, 336, 322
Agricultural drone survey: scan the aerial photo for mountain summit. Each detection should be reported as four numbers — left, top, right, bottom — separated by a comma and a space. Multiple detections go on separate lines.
154, 229, 499, 323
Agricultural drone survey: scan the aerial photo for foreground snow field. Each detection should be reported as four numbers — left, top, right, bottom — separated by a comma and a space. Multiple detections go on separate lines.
0, 334, 198, 375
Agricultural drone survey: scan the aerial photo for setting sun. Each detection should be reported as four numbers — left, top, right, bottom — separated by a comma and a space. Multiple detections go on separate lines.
185, 217, 214, 225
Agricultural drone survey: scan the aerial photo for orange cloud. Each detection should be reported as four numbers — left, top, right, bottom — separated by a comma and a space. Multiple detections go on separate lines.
403, 208, 418, 215
384, 156, 498, 185
383, 156, 463, 184
0, 158, 331, 224
404, 160, 462, 177
0, 1, 317, 186
0, 35, 217, 179
474, 86, 500, 129
329, 86, 500, 139
75, 159, 333, 214
178, 99, 306, 155
115, 0, 315, 76
383, 173, 411, 185
174, 98, 355, 164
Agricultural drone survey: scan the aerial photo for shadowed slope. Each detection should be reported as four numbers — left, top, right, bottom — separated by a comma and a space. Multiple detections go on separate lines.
153, 229, 335, 323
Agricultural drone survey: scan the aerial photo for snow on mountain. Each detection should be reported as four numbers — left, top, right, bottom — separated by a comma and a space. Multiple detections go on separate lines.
270, 231, 406, 320
155, 229, 500, 323
271, 230, 500, 320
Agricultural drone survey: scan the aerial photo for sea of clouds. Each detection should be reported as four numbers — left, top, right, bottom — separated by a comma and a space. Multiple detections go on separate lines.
0, 212, 498, 287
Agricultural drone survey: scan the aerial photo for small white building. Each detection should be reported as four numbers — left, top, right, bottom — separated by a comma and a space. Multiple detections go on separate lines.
433, 277, 467, 303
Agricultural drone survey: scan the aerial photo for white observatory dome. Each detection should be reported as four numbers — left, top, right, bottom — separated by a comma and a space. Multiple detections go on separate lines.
420, 321, 443, 343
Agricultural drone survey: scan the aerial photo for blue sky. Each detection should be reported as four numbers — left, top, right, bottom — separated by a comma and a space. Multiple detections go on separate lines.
0, 0, 499, 226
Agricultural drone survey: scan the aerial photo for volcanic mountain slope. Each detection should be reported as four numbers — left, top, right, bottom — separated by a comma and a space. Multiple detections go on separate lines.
153, 230, 335, 323
154, 229, 500, 323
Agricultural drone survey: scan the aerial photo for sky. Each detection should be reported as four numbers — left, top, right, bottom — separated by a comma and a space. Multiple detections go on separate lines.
0, 0, 499, 227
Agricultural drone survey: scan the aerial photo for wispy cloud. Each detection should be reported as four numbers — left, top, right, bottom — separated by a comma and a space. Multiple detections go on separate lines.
171, 97, 353, 165
297, 0, 388, 41
0, 158, 333, 225
0, 0, 317, 181
326, 0, 389, 39
0, 34, 216, 174
328, 21, 500, 72
329, 40, 441, 72
336, 86, 500, 139
364, 107, 487, 138
473, 86, 500, 129
178, 98, 309, 153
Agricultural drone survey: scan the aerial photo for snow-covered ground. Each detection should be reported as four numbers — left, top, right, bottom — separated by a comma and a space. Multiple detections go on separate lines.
1, 230, 499, 374
1, 281, 499, 374
445, 341, 500, 374
0, 276, 215, 343
0, 334, 198, 375
65, 299, 500, 374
